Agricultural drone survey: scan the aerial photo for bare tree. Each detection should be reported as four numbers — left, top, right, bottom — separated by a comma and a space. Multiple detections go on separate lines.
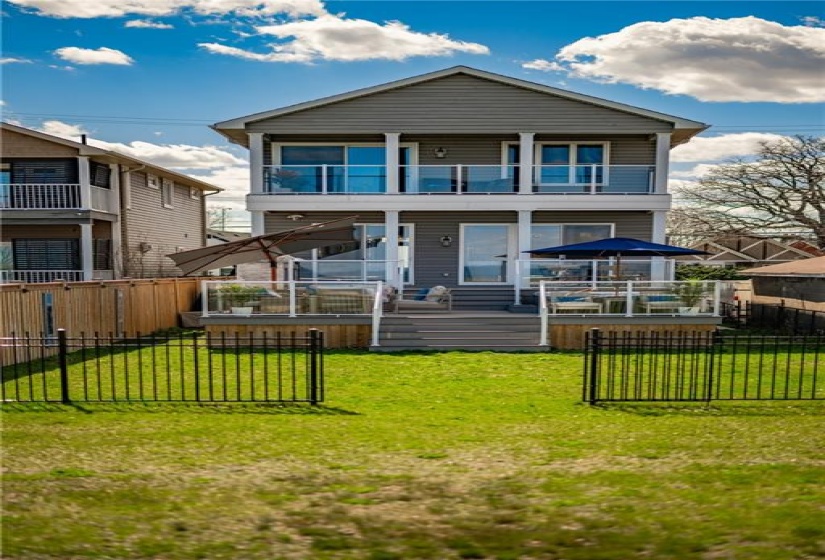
207, 206, 232, 230
672, 136, 825, 248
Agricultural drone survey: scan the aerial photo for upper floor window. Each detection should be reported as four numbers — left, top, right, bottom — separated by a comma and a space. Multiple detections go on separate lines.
147, 173, 160, 189
162, 178, 174, 208
90, 162, 111, 189
537, 143, 606, 186
269, 144, 410, 194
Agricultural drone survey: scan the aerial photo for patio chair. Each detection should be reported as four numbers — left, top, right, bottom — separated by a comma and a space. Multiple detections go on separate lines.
393, 286, 452, 313
640, 294, 682, 314
549, 293, 603, 314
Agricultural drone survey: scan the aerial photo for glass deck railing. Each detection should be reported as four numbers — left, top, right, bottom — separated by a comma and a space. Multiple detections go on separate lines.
261, 164, 656, 194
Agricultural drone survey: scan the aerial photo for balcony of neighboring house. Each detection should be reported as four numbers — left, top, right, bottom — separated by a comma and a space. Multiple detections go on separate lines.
0, 237, 114, 285
0, 183, 116, 212
260, 163, 657, 196
0, 158, 117, 213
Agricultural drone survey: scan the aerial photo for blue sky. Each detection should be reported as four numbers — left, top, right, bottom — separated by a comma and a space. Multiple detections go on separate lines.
2, 0, 823, 230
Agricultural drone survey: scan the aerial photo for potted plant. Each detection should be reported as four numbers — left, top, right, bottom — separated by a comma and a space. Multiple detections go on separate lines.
671, 280, 706, 314
211, 283, 266, 314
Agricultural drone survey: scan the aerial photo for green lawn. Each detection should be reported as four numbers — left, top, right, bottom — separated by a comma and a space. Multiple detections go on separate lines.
3, 351, 825, 559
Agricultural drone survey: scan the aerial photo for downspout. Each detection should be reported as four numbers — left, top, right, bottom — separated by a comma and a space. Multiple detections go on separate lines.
119, 164, 145, 277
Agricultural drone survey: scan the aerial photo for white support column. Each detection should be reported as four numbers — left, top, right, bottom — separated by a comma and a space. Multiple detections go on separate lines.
651, 210, 668, 280
250, 211, 265, 237
384, 210, 400, 288
384, 133, 400, 194
515, 210, 532, 303
109, 164, 123, 278
249, 132, 265, 194
518, 133, 535, 195
80, 223, 94, 281
78, 156, 91, 208
654, 132, 671, 194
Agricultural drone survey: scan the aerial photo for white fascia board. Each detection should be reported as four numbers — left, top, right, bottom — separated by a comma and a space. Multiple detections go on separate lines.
246, 194, 672, 213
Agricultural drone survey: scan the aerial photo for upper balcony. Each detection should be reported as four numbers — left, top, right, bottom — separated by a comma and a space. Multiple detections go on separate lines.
0, 184, 116, 213
262, 164, 656, 195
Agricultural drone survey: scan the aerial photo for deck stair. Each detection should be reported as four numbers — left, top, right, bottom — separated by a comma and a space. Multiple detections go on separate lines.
373, 312, 544, 352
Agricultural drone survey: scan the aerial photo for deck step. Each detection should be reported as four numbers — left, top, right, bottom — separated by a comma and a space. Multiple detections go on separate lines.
374, 312, 543, 352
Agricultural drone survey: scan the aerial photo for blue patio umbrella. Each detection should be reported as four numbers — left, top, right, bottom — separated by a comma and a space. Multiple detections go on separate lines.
524, 237, 709, 279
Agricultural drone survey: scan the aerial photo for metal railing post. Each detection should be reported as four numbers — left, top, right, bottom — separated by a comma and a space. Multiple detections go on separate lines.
371, 281, 382, 347
588, 328, 601, 405
57, 329, 71, 404
308, 329, 321, 405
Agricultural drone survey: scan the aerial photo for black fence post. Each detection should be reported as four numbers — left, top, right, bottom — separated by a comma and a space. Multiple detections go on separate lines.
588, 328, 601, 405
308, 329, 321, 405
57, 329, 70, 404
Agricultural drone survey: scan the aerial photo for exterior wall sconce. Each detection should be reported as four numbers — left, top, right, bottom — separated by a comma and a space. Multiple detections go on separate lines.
440, 235, 453, 247
286, 214, 305, 221
433, 147, 448, 159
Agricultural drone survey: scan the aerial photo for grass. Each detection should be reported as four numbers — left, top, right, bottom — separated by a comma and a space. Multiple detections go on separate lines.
3, 350, 825, 559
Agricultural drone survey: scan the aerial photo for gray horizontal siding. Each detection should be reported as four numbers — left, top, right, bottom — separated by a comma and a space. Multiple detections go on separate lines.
123, 172, 205, 278
249, 74, 673, 135
264, 211, 383, 233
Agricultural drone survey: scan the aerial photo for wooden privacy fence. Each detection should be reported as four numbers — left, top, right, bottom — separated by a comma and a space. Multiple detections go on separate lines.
0, 278, 202, 364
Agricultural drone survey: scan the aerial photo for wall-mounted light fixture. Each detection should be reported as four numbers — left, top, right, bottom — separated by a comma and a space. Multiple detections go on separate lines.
440, 235, 453, 248
286, 214, 305, 221
433, 147, 448, 159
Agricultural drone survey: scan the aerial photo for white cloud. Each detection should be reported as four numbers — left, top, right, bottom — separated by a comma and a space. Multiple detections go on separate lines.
31, 120, 247, 171
54, 46, 134, 65
200, 14, 489, 63
1, 57, 33, 64
540, 16, 825, 103
7, 0, 325, 18
92, 140, 247, 169
801, 16, 824, 28
671, 133, 788, 163
38, 120, 88, 139
521, 59, 558, 72
124, 19, 174, 29
187, 166, 250, 208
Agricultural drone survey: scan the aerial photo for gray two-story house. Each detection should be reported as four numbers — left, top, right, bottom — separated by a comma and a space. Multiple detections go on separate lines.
212, 66, 707, 306
1, 122, 221, 282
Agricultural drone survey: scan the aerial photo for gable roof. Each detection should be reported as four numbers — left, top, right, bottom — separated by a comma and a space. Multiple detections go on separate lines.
1, 122, 222, 192
212, 66, 708, 147
743, 256, 825, 277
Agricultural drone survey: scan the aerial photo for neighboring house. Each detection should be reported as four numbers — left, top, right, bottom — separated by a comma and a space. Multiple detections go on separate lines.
212, 66, 707, 307
206, 228, 250, 246
743, 256, 825, 311
676, 235, 823, 267
1, 122, 221, 282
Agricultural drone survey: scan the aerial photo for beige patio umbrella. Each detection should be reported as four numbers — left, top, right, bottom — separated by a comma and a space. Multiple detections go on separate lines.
167, 216, 359, 276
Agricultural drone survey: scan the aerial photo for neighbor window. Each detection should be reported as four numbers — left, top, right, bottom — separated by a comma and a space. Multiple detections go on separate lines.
162, 178, 174, 208
13, 238, 80, 270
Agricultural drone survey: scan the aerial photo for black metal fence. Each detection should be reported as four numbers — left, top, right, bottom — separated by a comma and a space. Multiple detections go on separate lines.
721, 301, 825, 335
584, 329, 823, 404
1, 329, 325, 404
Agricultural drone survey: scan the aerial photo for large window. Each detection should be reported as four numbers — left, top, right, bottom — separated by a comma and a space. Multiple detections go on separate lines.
13, 239, 80, 270
297, 224, 413, 283
272, 144, 411, 194
537, 143, 605, 186
530, 224, 613, 249
461, 224, 511, 284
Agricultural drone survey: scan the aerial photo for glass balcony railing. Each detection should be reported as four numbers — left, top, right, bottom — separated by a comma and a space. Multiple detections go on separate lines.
515, 259, 675, 287
261, 164, 656, 195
